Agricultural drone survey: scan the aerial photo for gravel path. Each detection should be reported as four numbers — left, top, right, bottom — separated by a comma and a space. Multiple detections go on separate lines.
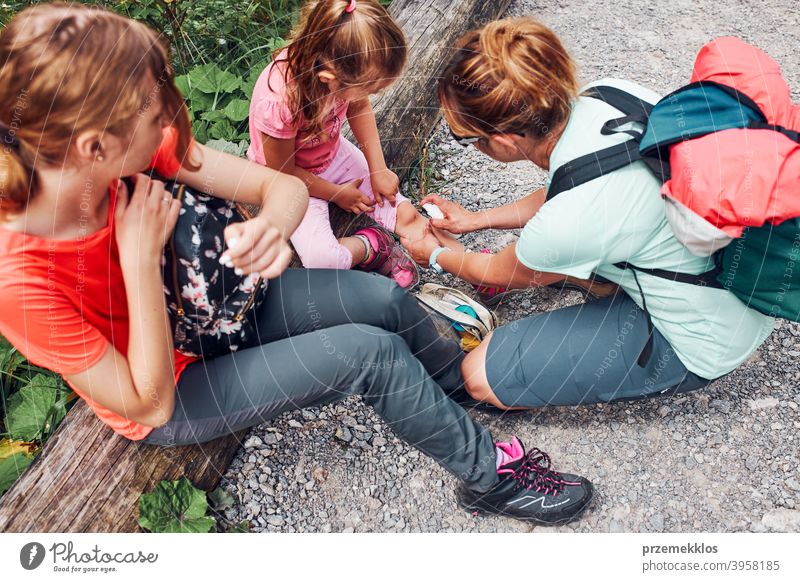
219, 0, 800, 533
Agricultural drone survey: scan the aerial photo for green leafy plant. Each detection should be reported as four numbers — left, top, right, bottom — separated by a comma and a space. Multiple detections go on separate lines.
4, 374, 68, 442
174, 61, 272, 145
138, 478, 250, 533
0, 438, 38, 498
1, 338, 75, 442
138, 477, 217, 533
0, 331, 75, 500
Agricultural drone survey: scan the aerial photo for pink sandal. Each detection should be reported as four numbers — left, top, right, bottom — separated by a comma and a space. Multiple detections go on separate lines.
354, 225, 420, 289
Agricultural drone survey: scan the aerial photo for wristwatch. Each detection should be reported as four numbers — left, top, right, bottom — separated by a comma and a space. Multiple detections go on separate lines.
429, 246, 448, 274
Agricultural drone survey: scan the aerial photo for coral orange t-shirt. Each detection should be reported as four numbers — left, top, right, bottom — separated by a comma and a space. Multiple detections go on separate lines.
0, 127, 201, 441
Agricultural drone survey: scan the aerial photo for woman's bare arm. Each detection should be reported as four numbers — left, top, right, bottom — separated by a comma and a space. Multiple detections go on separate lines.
421, 188, 546, 234
470, 187, 547, 230
434, 243, 565, 288
174, 142, 309, 239
65, 253, 177, 428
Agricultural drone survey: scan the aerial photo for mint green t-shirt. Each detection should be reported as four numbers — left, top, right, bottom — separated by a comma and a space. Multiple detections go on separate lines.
516, 78, 775, 380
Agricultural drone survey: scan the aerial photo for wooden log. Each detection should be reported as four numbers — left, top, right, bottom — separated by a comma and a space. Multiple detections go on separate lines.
0, 0, 511, 533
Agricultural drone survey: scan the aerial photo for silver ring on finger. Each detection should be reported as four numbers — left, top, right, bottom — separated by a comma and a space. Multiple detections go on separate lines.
162, 195, 172, 204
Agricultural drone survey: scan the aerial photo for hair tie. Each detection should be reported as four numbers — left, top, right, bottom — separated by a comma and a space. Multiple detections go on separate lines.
345, 0, 357, 13
0, 123, 20, 152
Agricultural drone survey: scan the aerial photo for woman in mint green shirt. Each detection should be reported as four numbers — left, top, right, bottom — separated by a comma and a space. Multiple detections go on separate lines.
401, 17, 774, 410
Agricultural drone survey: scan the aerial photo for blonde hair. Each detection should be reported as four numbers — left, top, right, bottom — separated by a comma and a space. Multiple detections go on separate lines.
438, 17, 578, 140
273, 0, 407, 138
0, 2, 196, 220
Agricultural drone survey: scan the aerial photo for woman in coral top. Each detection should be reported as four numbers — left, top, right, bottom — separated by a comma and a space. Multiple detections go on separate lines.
0, 3, 306, 440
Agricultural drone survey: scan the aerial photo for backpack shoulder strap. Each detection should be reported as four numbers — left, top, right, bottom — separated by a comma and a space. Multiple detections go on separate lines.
613, 261, 725, 289
547, 139, 641, 200
547, 85, 656, 201
583, 85, 654, 120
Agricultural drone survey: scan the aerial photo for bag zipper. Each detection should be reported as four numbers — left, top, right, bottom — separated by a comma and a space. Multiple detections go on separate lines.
170, 184, 185, 317
233, 276, 263, 322
232, 201, 263, 322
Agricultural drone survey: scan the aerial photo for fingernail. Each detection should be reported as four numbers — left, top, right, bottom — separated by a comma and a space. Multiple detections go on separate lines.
228, 237, 239, 250
219, 253, 230, 265
235, 267, 243, 276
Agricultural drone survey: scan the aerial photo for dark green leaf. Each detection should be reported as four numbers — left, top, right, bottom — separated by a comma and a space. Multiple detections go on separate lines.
200, 109, 227, 123
0, 452, 34, 498
0, 337, 26, 406
186, 91, 216, 117
5, 374, 63, 441
138, 477, 216, 533
208, 487, 235, 511
192, 120, 210, 145
222, 98, 250, 122
174, 74, 191, 98
241, 63, 269, 98
208, 119, 237, 141
188, 63, 241, 94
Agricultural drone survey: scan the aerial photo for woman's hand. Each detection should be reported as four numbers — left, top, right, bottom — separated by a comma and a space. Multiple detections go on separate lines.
114, 174, 181, 266
400, 228, 443, 267
420, 194, 481, 234
370, 166, 399, 207
333, 179, 375, 215
219, 215, 293, 280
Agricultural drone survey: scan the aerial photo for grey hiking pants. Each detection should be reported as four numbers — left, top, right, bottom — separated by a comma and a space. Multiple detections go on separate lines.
140, 269, 499, 492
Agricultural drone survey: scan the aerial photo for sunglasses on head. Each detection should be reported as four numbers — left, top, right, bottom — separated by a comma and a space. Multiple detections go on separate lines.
448, 126, 526, 147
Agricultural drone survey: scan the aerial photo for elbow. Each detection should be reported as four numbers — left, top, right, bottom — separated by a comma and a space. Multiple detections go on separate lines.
140, 407, 174, 430
132, 387, 175, 428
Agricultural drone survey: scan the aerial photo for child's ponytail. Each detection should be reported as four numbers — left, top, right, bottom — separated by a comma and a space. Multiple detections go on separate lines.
274, 0, 407, 138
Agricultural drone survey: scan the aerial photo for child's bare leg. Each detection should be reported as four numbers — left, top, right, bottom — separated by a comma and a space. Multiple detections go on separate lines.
339, 236, 367, 266
395, 202, 463, 251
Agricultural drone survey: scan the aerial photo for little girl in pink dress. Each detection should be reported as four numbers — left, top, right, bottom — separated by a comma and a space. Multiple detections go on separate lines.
247, 0, 456, 287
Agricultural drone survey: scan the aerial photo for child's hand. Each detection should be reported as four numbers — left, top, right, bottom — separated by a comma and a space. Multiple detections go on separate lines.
114, 174, 181, 266
219, 216, 293, 280
370, 167, 400, 207
333, 179, 376, 215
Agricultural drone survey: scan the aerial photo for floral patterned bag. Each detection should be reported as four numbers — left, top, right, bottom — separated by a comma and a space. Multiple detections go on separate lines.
125, 174, 267, 358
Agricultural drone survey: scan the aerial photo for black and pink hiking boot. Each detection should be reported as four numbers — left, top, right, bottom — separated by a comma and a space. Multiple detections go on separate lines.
354, 225, 420, 289
456, 437, 593, 525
